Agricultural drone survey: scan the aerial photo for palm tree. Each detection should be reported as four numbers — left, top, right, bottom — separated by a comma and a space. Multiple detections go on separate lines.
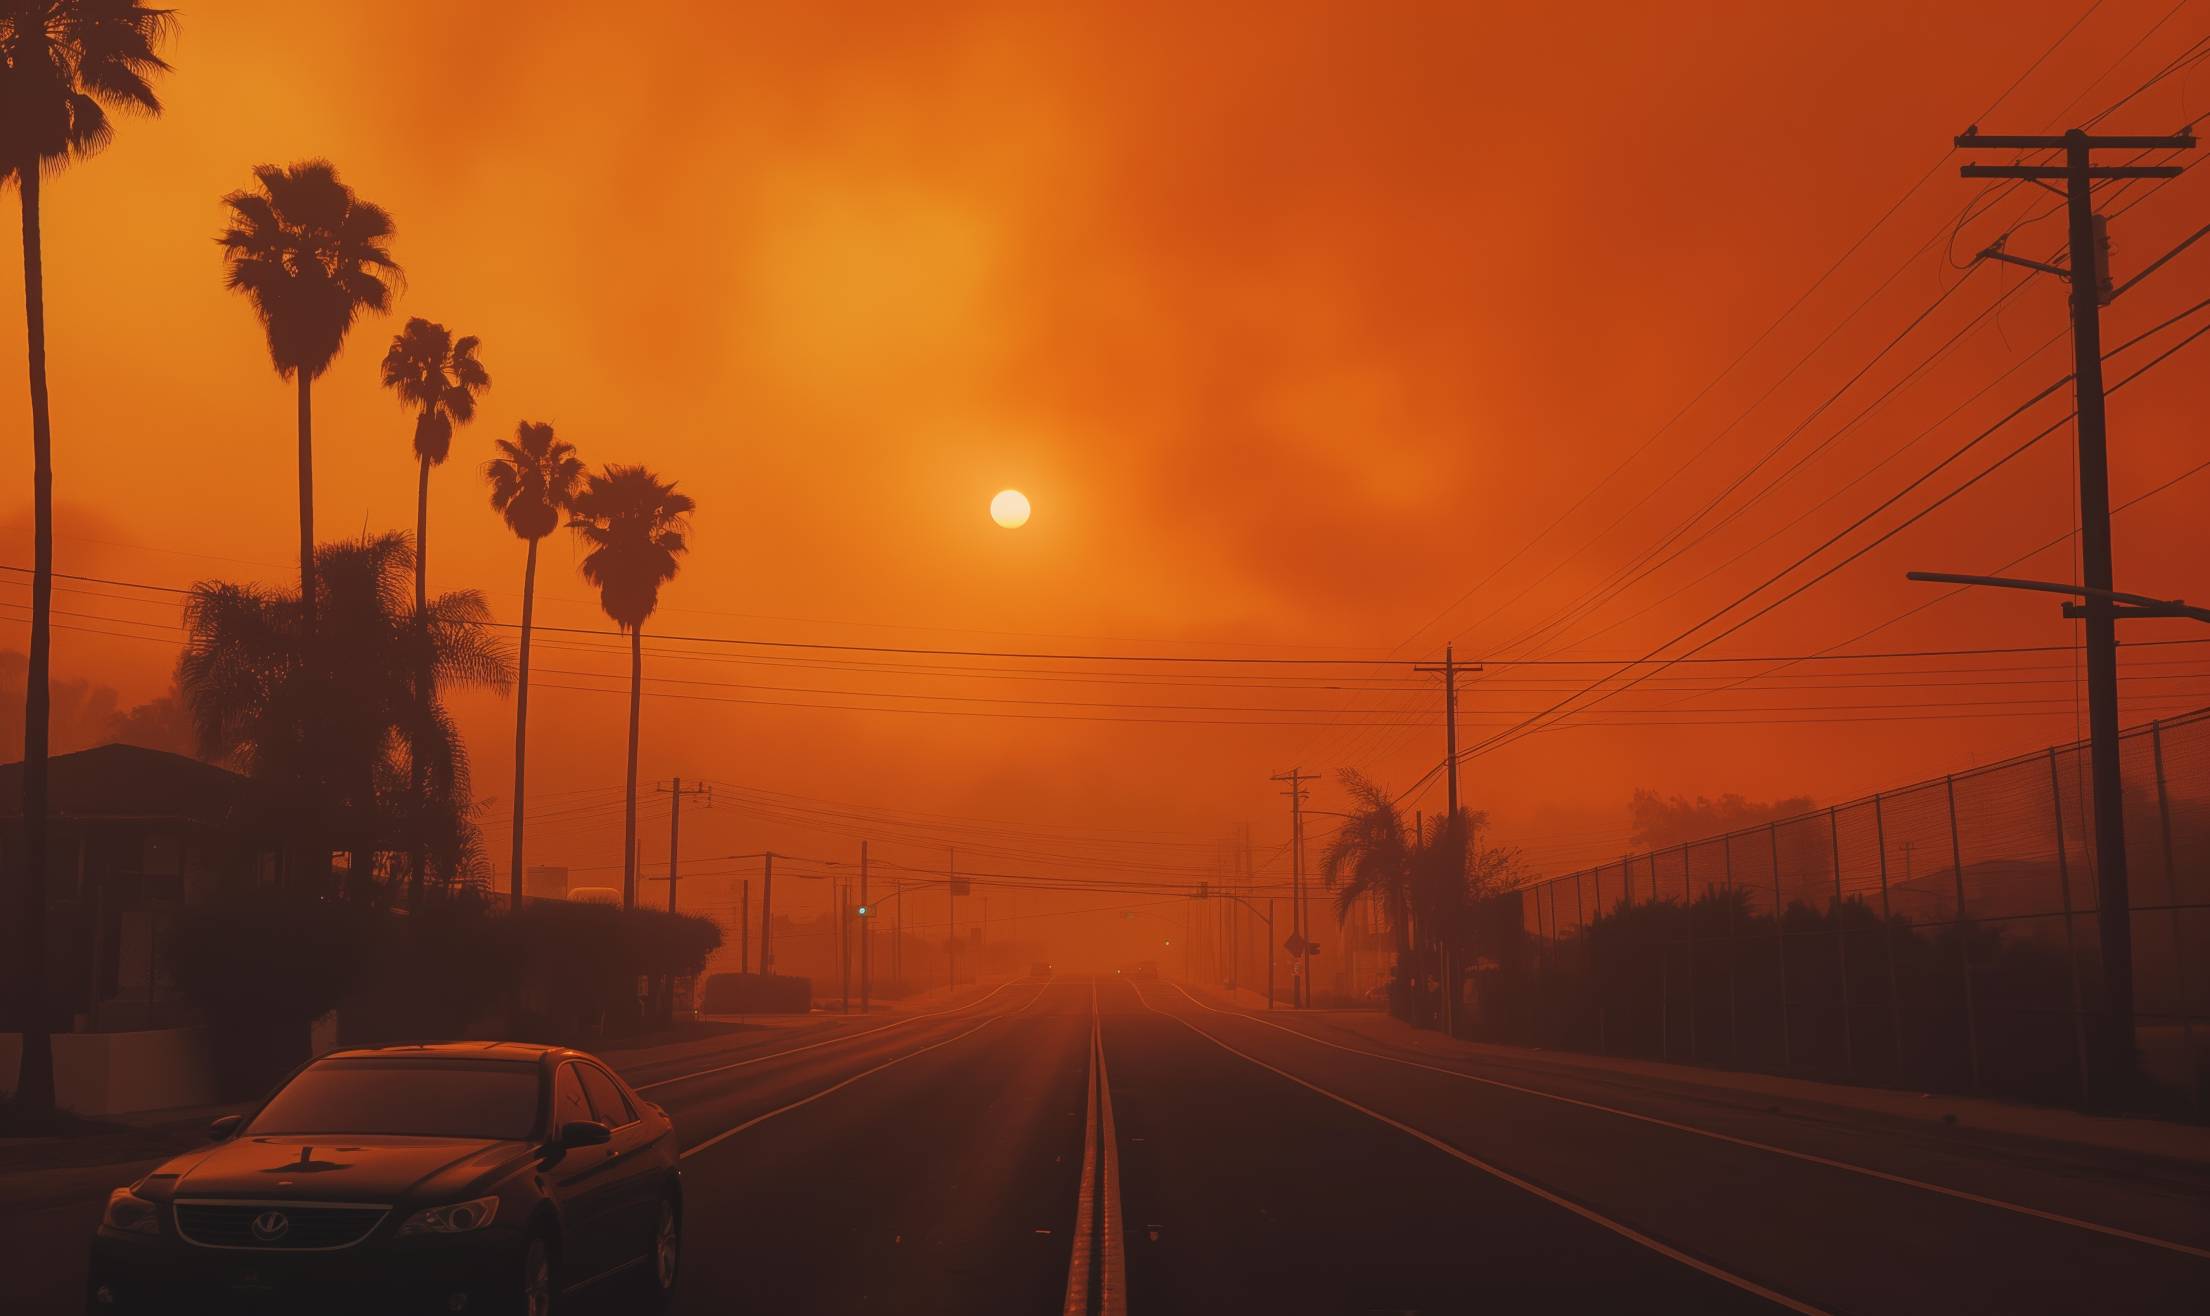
380, 318, 487, 904
485, 422, 583, 908
179, 533, 510, 901
379, 318, 489, 614
216, 160, 399, 631
0, 0, 172, 1117
1319, 770, 1417, 1018
568, 465, 694, 908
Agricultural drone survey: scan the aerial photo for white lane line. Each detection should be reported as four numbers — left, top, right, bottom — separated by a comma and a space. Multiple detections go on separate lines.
677, 982, 1050, 1161
636, 979, 1024, 1093
1169, 983, 2210, 1263
1135, 986, 1827, 1316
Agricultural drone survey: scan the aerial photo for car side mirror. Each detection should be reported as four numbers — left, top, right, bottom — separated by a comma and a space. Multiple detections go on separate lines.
208, 1114, 243, 1141
555, 1120, 611, 1148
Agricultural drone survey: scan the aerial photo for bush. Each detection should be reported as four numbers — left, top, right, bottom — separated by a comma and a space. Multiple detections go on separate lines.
168, 893, 369, 1098
506, 901, 722, 1040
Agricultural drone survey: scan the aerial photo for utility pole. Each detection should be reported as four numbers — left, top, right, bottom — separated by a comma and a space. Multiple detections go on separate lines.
839, 879, 851, 1014
1413, 645, 1482, 817
739, 878, 749, 974
947, 846, 958, 990
1271, 768, 1317, 1007
1955, 124, 2194, 1072
860, 841, 871, 1015
654, 779, 711, 914
759, 852, 775, 977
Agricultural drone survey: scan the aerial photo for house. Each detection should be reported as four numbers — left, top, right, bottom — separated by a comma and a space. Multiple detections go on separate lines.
1, 744, 283, 1112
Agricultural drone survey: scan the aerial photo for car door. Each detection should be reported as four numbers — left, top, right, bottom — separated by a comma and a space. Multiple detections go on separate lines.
542, 1062, 621, 1283
577, 1061, 660, 1264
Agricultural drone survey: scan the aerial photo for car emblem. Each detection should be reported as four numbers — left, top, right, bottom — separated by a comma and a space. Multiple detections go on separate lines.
250, 1210, 290, 1242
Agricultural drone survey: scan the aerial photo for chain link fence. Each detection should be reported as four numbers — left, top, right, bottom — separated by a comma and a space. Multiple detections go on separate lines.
1485, 708, 2210, 1118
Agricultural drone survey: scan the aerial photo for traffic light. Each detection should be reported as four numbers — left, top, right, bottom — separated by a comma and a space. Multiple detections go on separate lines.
856, 904, 872, 918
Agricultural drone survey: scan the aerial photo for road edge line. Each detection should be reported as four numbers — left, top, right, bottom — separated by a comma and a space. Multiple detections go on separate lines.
1170, 983, 2210, 1262
1136, 985, 1829, 1316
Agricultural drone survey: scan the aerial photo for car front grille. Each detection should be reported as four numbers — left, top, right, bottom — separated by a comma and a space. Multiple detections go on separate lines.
173, 1200, 389, 1251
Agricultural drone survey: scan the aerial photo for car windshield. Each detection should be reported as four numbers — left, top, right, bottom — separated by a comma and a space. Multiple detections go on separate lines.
245, 1059, 541, 1140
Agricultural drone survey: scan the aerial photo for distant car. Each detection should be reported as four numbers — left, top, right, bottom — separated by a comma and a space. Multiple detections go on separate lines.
1029, 962, 1054, 979
88, 1042, 682, 1315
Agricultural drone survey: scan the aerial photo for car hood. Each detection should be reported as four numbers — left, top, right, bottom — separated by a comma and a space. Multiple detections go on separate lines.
141, 1135, 529, 1204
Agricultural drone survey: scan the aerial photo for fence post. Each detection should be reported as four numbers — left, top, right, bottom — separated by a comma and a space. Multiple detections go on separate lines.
1829, 806, 1854, 1078
2049, 747, 2093, 1108
1945, 775, 1983, 1091
1769, 822, 1792, 1069
1724, 836, 1740, 1057
2151, 722, 2198, 1115
1874, 792, 1903, 1071
1683, 842, 1697, 1061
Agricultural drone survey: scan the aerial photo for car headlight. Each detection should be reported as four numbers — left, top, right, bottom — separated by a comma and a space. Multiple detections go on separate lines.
101, 1188, 162, 1236
397, 1195, 500, 1236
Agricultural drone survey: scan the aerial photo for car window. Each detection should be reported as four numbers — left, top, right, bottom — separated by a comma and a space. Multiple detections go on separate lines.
552, 1063, 594, 1129
246, 1059, 541, 1141
577, 1063, 636, 1126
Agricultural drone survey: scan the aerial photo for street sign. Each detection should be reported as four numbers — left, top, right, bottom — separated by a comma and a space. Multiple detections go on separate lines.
949, 879, 972, 897
1284, 933, 1309, 956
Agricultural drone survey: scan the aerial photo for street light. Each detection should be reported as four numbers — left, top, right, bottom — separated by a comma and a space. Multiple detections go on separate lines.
1904, 571, 2210, 623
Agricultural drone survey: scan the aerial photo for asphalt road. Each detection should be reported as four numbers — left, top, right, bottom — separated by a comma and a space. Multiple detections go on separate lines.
7, 974, 2208, 1314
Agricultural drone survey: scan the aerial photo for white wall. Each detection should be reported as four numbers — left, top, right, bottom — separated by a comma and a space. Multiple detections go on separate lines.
0, 1027, 215, 1115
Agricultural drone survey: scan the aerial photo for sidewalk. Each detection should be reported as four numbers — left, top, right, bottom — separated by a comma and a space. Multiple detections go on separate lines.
1183, 982, 2210, 1172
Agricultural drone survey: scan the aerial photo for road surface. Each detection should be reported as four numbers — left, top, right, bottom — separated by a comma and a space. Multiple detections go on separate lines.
6, 975, 2206, 1313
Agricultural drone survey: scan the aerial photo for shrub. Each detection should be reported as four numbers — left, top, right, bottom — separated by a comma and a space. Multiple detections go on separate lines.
168, 893, 369, 1098
699, 972, 812, 1014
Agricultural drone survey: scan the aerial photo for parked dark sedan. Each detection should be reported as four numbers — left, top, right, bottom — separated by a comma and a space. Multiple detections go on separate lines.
87, 1042, 682, 1315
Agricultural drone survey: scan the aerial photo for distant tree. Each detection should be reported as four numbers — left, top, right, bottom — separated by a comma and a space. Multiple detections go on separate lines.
484, 421, 583, 909
569, 465, 694, 908
1629, 788, 1815, 852
179, 534, 509, 900
106, 682, 198, 757
216, 161, 399, 631
0, 0, 174, 1119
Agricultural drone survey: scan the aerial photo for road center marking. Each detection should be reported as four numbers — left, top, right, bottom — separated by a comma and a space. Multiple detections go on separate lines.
1166, 983, 2210, 1262
1062, 980, 1129, 1316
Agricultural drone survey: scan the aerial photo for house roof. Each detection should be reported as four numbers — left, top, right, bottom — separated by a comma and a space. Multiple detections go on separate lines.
0, 743, 246, 825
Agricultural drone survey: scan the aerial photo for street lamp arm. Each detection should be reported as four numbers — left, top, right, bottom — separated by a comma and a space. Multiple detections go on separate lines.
1905, 571, 2210, 623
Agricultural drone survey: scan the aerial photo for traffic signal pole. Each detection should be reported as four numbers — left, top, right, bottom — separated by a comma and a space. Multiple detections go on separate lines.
1955, 125, 2195, 1076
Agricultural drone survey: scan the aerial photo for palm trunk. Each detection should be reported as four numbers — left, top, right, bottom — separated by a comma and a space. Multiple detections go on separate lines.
15, 165, 56, 1114
623, 626, 642, 908
507, 538, 538, 910
407, 454, 430, 907
296, 371, 315, 629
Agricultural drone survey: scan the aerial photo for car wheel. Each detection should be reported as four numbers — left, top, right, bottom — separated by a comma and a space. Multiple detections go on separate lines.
520, 1234, 557, 1316
645, 1196, 681, 1308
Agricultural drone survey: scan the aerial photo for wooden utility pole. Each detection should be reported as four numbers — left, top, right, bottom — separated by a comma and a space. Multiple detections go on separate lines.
1271, 768, 1317, 1007
654, 778, 710, 914
860, 841, 871, 1014
1955, 125, 2196, 1069
739, 878, 750, 973
760, 851, 776, 976
1413, 645, 1482, 818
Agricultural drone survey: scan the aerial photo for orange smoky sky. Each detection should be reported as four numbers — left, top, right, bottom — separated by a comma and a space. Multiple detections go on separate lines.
3, 1, 2207, 947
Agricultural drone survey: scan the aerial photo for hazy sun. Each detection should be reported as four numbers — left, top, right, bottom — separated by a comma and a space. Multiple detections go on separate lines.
990, 488, 1032, 529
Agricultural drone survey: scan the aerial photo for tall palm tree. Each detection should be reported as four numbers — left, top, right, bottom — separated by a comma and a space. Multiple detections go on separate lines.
379, 318, 488, 614
179, 533, 510, 901
568, 465, 694, 908
0, 0, 172, 1117
380, 318, 487, 904
1319, 770, 1417, 1017
216, 160, 399, 631
485, 422, 582, 909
